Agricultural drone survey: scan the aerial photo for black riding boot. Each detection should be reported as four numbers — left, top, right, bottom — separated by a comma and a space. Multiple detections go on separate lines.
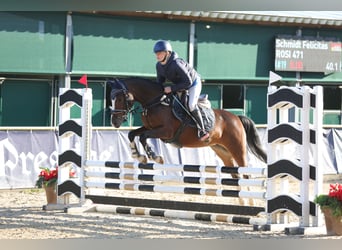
191, 109, 209, 141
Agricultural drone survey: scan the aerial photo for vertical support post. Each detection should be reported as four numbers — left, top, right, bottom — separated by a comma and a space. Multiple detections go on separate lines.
266, 85, 277, 224
80, 88, 92, 204
295, 28, 302, 88
313, 86, 324, 226
278, 95, 289, 222
57, 89, 71, 205
64, 13, 72, 89
188, 22, 195, 67
300, 86, 310, 227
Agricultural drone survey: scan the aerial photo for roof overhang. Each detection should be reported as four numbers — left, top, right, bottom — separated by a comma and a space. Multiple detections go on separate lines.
91, 11, 342, 29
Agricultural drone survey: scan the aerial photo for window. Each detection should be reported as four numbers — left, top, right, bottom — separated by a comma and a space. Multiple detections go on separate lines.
222, 85, 244, 109
324, 86, 341, 110
323, 85, 341, 125
222, 85, 245, 116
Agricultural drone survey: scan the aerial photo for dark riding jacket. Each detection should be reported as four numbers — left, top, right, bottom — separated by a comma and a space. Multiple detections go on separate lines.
156, 51, 200, 92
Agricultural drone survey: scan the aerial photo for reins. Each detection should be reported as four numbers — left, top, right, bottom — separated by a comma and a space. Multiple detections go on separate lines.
109, 79, 164, 118
110, 78, 189, 119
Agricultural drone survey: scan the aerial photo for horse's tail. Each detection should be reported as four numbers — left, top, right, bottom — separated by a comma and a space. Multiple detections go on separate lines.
238, 115, 267, 163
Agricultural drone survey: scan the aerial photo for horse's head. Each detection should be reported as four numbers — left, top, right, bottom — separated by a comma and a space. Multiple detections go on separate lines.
107, 79, 134, 128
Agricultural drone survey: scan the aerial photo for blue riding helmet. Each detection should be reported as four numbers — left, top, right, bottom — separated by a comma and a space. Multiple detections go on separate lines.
153, 40, 172, 53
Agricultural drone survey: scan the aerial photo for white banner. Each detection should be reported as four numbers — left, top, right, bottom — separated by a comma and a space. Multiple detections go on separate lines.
0, 128, 340, 189
0, 131, 58, 189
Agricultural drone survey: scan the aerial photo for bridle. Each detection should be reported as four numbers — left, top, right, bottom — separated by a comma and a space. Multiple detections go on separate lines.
109, 79, 135, 122
108, 78, 169, 122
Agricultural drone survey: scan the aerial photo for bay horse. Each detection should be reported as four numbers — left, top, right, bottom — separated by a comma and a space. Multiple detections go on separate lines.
108, 77, 266, 169
108, 77, 267, 205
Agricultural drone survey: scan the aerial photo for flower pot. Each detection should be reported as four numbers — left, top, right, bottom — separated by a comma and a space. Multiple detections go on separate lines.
321, 207, 342, 236
43, 185, 57, 204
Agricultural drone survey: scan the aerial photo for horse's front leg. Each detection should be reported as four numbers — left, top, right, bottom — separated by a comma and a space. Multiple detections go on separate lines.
138, 131, 164, 164
128, 127, 149, 163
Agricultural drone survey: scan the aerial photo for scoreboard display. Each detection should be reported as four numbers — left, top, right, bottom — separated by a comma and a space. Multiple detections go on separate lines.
275, 36, 342, 73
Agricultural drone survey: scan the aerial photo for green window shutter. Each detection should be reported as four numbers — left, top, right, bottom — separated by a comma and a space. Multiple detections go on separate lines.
0, 12, 65, 74
0, 80, 52, 126
196, 22, 297, 80
245, 85, 267, 124
72, 14, 189, 76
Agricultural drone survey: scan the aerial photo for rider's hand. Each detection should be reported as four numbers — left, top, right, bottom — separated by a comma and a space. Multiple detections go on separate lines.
164, 86, 172, 94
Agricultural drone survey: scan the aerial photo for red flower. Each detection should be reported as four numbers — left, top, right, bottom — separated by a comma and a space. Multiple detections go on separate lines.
36, 167, 58, 188
36, 166, 76, 188
38, 167, 58, 182
329, 183, 342, 202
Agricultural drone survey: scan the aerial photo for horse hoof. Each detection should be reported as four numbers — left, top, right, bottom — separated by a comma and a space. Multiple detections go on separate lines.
153, 156, 164, 164
138, 155, 147, 164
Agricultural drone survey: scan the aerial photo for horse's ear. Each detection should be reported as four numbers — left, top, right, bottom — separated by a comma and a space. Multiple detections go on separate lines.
127, 93, 134, 101
107, 79, 116, 89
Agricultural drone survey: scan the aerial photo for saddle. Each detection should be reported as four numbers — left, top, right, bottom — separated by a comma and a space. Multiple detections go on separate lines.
170, 92, 215, 132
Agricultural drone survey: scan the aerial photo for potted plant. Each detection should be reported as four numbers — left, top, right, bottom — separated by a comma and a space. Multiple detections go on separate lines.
36, 167, 58, 204
36, 166, 76, 204
314, 183, 342, 236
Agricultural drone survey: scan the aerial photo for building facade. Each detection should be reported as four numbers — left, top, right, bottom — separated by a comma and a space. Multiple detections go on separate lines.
0, 11, 341, 127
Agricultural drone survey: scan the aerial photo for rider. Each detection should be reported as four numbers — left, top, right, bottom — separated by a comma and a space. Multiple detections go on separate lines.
153, 40, 209, 141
